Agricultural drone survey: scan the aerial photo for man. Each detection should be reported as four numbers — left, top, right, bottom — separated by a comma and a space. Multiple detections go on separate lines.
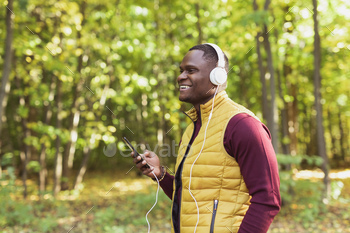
133, 43, 281, 233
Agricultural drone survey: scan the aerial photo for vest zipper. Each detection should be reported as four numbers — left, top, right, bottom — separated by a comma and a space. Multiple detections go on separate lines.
210, 199, 219, 233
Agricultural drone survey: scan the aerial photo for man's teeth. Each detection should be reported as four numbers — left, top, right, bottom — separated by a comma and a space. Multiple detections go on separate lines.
180, 86, 190, 89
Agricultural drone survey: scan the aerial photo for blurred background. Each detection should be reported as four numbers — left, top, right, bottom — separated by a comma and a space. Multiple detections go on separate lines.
0, 0, 349, 232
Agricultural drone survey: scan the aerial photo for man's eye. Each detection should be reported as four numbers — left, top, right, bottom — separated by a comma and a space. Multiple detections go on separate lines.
188, 69, 195, 74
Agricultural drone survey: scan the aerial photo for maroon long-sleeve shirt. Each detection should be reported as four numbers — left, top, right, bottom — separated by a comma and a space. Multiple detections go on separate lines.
160, 113, 281, 232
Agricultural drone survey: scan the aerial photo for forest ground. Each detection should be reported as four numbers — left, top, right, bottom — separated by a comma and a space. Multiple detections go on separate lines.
1, 169, 349, 233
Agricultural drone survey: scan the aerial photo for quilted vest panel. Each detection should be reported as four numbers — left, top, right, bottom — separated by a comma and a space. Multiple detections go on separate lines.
171, 91, 259, 233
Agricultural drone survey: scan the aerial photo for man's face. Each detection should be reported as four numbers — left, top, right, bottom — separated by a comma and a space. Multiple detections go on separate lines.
177, 50, 216, 108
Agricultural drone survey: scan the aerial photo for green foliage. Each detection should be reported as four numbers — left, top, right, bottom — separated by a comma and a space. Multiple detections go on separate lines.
292, 180, 325, 224
277, 154, 324, 167
92, 185, 171, 232
36, 216, 59, 233
94, 206, 117, 227
277, 154, 328, 226
0, 171, 349, 232
278, 175, 326, 228
0, 168, 70, 231
3, 203, 35, 227
276, 156, 350, 229
1, 153, 14, 167
0, 169, 34, 228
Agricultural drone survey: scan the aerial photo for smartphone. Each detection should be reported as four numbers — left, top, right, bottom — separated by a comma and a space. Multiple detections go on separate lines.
122, 137, 150, 168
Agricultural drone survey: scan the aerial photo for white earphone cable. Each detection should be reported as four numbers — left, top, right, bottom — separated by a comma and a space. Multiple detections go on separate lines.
146, 171, 160, 233
188, 86, 220, 233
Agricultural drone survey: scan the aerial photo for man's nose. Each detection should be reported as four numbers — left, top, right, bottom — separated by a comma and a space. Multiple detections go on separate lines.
177, 71, 187, 82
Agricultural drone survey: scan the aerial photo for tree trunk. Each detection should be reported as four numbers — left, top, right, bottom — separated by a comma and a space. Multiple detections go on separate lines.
262, 0, 278, 153
74, 145, 91, 190
277, 68, 290, 156
195, 3, 203, 44
286, 83, 298, 155
306, 110, 318, 156
253, 0, 267, 121
20, 98, 31, 199
312, 0, 330, 199
20, 121, 30, 199
0, 0, 14, 135
0, 0, 14, 177
252, 0, 268, 123
38, 75, 55, 196
53, 78, 63, 196
73, 52, 113, 190
338, 110, 346, 166
284, 51, 298, 156
61, 0, 87, 190
256, 33, 268, 122
279, 5, 295, 157
14, 72, 31, 199
327, 108, 338, 166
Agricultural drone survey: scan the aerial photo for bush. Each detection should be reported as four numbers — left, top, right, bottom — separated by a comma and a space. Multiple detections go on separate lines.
277, 154, 326, 226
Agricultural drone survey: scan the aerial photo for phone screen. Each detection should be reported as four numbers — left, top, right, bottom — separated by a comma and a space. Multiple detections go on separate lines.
122, 137, 150, 168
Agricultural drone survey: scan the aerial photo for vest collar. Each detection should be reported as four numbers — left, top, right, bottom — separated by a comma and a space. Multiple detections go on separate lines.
184, 90, 228, 122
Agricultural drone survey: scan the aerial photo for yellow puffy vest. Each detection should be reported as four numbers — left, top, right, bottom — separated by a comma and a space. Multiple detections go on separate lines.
171, 91, 260, 233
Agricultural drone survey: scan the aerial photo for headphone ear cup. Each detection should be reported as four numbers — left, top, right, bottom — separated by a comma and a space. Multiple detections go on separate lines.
210, 67, 227, 85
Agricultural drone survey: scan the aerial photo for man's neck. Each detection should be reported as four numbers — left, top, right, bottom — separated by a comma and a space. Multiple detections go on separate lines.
194, 105, 200, 113
193, 96, 215, 112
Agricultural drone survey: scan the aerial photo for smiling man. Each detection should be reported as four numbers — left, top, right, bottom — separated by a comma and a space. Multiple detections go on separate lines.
178, 48, 225, 109
134, 43, 281, 233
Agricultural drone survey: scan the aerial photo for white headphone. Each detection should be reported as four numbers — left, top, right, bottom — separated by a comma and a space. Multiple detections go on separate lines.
205, 43, 227, 85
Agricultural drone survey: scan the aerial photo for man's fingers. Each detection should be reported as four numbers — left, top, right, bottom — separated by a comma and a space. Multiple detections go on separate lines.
143, 151, 156, 159
133, 155, 141, 164
142, 166, 154, 175
135, 159, 146, 169
131, 150, 158, 178
142, 168, 150, 175
143, 151, 150, 158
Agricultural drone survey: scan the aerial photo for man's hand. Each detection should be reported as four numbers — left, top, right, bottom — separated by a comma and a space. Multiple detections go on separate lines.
132, 150, 162, 179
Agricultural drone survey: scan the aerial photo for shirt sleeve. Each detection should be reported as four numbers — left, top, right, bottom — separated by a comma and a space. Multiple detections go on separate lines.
159, 172, 174, 200
224, 113, 281, 233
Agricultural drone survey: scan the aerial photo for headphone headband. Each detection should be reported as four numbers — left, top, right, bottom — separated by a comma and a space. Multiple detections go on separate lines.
205, 43, 225, 68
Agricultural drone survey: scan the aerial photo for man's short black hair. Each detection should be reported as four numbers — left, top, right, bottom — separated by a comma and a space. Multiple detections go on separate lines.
189, 44, 229, 72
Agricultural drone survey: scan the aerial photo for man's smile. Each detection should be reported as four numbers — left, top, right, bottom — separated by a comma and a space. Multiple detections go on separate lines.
179, 85, 192, 90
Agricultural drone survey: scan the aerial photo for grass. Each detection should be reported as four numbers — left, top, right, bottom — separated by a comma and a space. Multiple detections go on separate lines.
269, 170, 350, 233
1, 169, 350, 232
0, 169, 172, 233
